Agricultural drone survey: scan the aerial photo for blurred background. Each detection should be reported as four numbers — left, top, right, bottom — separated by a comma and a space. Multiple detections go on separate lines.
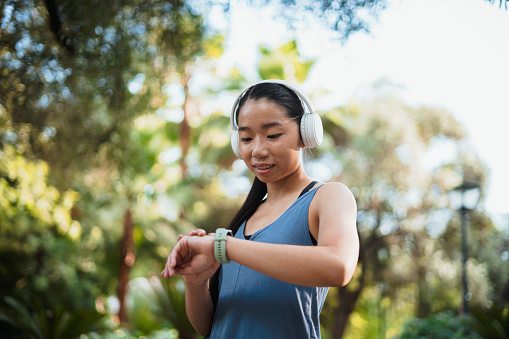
1, 0, 508, 338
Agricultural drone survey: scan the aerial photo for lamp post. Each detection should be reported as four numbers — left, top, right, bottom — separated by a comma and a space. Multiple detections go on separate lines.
448, 181, 480, 315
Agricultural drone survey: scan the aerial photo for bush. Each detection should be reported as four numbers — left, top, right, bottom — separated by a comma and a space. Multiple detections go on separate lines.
0, 295, 104, 339
463, 303, 509, 339
397, 311, 479, 339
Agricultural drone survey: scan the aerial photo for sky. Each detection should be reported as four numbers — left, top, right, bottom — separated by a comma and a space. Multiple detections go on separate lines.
209, 0, 509, 220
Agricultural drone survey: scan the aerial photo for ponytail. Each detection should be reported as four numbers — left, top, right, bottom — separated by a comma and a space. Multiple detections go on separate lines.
227, 177, 267, 236
208, 177, 267, 311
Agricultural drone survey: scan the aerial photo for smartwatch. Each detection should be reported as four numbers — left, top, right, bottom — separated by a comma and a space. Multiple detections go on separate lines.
214, 228, 232, 264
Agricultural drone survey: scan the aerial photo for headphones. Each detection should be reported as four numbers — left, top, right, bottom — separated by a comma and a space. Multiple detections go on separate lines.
230, 79, 323, 159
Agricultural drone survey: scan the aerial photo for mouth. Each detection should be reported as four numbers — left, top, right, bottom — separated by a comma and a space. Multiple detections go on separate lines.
256, 164, 274, 170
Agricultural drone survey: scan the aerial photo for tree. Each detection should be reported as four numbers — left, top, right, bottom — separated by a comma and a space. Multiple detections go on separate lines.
254, 0, 388, 40
487, 0, 509, 9
2, 1, 506, 337
313, 83, 499, 338
258, 40, 315, 83
1, 0, 209, 333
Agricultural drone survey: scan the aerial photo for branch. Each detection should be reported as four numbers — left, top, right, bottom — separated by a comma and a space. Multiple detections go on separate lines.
486, 0, 508, 9
43, 0, 75, 53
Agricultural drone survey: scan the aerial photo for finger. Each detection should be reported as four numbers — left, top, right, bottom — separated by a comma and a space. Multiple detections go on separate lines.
167, 246, 178, 278
186, 229, 206, 237
186, 230, 197, 236
169, 237, 188, 277
161, 252, 173, 278
164, 252, 173, 278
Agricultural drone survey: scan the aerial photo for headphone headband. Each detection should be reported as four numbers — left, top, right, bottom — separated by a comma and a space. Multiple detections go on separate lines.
230, 79, 315, 130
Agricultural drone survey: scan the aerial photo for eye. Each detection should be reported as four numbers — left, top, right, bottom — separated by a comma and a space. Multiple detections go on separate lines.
240, 137, 252, 142
267, 134, 282, 139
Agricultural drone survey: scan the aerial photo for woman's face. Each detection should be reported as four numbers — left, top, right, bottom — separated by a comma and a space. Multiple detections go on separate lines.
237, 98, 304, 184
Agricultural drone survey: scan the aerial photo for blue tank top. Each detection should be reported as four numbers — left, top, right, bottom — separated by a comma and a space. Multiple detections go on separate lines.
209, 186, 329, 339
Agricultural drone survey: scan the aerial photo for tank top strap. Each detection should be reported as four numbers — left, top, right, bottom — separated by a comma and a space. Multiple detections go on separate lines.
298, 181, 318, 198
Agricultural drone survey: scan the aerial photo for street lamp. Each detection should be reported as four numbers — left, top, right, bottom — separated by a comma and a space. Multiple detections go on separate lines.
448, 181, 481, 314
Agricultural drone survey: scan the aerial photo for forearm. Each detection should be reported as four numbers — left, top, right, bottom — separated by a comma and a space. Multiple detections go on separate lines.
184, 281, 214, 336
226, 237, 356, 287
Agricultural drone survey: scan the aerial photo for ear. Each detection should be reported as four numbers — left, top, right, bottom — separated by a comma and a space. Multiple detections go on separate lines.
297, 137, 305, 149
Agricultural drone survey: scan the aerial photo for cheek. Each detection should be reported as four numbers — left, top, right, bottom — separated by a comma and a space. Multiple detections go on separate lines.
239, 142, 256, 160
279, 143, 302, 162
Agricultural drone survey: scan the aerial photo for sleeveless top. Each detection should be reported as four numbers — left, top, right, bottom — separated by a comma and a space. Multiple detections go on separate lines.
209, 185, 329, 339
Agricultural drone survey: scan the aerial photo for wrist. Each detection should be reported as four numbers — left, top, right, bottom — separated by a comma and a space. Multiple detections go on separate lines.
184, 278, 210, 287
214, 228, 232, 263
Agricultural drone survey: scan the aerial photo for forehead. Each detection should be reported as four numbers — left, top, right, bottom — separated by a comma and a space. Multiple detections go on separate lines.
237, 99, 288, 125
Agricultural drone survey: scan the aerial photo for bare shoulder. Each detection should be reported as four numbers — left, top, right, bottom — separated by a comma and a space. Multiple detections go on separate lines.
315, 182, 356, 207
309, 182, 357, 242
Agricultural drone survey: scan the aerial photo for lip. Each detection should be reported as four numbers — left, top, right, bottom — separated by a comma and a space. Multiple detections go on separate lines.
252, 163, 275, 174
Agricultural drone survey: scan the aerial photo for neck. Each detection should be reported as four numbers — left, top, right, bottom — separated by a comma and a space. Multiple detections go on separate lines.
264, 168, 312, 202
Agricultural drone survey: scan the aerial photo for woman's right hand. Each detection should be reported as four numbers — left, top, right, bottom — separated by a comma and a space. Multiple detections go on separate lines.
181, 231, 220, 285
161, 230, 219, 285
178, 228, 207, 241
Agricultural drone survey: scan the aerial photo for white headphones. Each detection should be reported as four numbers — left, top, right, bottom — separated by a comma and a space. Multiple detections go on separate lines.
230, 79, 323, 159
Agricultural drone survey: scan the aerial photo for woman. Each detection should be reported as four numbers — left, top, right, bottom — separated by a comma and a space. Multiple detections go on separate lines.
161, 80, 359, 338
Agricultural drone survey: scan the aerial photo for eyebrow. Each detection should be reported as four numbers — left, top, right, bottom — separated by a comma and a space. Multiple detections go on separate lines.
238, 121, 284, 131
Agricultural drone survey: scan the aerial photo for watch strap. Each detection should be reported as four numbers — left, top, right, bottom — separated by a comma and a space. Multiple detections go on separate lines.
214, 228, 232, 263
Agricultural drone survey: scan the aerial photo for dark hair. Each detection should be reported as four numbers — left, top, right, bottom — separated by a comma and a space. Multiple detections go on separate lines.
234, 82, 305, 131
208, 82, 306, 317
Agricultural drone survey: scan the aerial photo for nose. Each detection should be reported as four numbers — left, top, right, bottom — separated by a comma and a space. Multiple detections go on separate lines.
251, 137, 269, 159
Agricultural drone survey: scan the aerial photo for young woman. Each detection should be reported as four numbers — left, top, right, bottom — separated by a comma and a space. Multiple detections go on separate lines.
161, 80, 359, 338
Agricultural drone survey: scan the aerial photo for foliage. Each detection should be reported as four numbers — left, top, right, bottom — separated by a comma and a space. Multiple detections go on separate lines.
109, 276, 198, 338
463, 303, 509, 339
0, 295, 104, 339
486, 0, 509, 9
0, 0, 206, 184
258, 40, 315, 82
1, 0, 211, 335
1, 0, 508, 338
0, 142, 96, 307
148, 276, 197, 337
0, 141, 107, 337
314, 84, 500, 338
125, 278, 164, 335
82, 328, 180, 339
239, 0, 388, 41
397, 311, 479, 339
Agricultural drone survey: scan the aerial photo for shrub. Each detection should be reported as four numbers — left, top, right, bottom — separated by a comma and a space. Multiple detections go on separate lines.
398, 311, 479, 339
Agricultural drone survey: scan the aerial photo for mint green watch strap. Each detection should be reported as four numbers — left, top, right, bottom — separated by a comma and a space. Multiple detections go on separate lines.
214, 228, 232, 264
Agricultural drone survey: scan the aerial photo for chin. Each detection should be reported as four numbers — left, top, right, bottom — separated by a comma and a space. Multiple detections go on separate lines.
256, 176, 269, 183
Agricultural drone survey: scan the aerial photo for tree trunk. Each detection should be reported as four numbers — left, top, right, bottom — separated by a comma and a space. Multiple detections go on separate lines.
179, 73, 191, 179
332, 225, 381, 338
42, 0, 75, 53
117, 208, 135, 323
414, 232, 432, 318
178, 331, 197, 339
332, 241, 368, 339
332, 284, 364, 339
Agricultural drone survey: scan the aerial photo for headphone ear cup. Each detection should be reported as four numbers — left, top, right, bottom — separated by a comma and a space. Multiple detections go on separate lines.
231, 131, 243, 159
300, 113, 323, 148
